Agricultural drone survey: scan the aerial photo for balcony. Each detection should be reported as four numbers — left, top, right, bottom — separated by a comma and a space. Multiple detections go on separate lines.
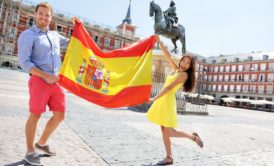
207, 90, 273, 96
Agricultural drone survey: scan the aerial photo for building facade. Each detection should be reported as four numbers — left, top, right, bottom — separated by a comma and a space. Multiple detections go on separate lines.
152, 49, 274, 110
0, 0, 138, 68
198, 51, 274, 111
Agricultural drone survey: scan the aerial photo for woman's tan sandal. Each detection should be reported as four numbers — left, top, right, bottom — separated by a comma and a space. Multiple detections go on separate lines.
156, 156, 173, 165
192, 132, 204, 148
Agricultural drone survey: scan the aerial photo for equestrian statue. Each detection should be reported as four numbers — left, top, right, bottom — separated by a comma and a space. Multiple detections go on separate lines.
149, 0, 186, 54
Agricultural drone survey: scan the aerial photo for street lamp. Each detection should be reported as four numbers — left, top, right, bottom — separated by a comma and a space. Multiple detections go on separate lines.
197, 64, 205, 101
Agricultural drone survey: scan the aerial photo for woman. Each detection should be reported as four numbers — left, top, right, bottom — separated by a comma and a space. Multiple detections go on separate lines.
147, 36, 203, 165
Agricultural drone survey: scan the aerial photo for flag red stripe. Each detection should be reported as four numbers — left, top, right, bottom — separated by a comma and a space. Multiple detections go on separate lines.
72, 22, 156, 58
59, 75, 151, 108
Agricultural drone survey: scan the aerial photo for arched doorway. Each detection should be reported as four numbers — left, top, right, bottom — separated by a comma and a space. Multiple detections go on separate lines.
1, 61, 13, 68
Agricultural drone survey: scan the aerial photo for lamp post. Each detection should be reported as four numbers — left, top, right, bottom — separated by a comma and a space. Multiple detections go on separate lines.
197, 63, 204, 101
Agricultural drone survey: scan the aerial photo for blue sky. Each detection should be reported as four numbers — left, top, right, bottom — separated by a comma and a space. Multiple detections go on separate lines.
31, 0, 274, 57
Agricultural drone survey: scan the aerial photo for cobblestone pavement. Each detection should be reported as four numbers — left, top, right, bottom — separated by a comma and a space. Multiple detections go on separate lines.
0, 69, 107, 166
1, 68, 274, 166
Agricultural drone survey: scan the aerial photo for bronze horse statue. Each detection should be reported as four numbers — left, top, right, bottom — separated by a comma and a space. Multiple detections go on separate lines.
149, 1, 186, 54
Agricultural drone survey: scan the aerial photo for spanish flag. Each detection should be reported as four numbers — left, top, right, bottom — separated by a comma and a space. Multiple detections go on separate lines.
59, 22, 156, 108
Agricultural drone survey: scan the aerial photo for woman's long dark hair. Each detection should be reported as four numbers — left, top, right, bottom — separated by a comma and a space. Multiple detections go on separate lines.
179, 55, 196, 92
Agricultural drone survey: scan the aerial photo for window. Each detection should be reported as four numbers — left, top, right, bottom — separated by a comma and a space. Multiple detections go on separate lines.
250, 85, 256, 92
230, 85, 234, 92
126, 30, 133, 37
220, 66, 224, 72
224, 75, 229, 81
263, 55, 269, 60
69, 29, 73, 36
8, 28, 17, 38
196, 64, 199, 71
56, 25, 63, 32
231, 74, 236, 81
199, 65, 204, 71
225, 66, 230, 72
266, 85, 273, 94
203, 75, 207, 81
104, 37, 110, 47
203, 84, 207, 91
243, 85, 248, 93
237, 74, 243, 81
94, 36, 100, 43
244, 74, 249, 82
12, 13, 19, 23
28, 17, 34, 27
234, 57, 239, 62
236, 85, 241, 92
259, 74, 265, 82
114, 40, 121, 49
267, 74, 274, 82
244, 64, 250, 71
5, 43, 14, 54
247, 56, 253, 61
260, 63, 266, 71
212, 85, 216, 91
224, 85, 228, 91
208, 85, 211, 91
208, 75, 212, 81
213, 75, 217, 81
218, 85, 222, 91
251, 74, 257, 82
221, 59, 227, 63
269, 63, 274, 71
258, 85, 264, 93
218, 75, 223, 82
231, 65, 236, 72
204, 66, 208, 72
251, 64, 258, 71
238, 65, 243, 71
209, 66, 214, 72
214, 66, 218, 72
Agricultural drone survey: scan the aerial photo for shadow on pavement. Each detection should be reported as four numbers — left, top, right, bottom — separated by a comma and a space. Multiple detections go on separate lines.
4, 160, 31, 166
4, 154, 51, 166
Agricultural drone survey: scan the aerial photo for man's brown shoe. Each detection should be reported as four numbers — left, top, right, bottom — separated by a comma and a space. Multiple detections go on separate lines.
35, 143, 56, 156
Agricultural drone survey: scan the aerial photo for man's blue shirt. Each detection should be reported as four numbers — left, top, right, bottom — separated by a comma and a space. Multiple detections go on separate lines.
18, 25, 69, 75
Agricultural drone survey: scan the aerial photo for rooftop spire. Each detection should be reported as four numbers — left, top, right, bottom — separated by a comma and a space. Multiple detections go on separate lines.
122, 0, 132, 24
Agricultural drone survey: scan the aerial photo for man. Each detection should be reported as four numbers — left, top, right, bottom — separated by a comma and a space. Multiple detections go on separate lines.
164, 0, 178, 32
18, 2, 77, 165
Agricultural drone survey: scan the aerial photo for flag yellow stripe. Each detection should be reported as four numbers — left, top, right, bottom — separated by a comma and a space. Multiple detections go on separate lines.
60, 37, 152, 96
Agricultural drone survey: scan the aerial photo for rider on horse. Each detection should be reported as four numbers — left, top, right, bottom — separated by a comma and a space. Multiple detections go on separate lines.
164, 1, 178, 32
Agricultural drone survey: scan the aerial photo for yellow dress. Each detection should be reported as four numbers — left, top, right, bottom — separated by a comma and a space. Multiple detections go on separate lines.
146, 72, 183, 128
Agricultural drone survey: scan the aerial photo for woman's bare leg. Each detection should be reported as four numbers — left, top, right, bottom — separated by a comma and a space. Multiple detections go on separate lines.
157, 126, 173, 164
165, 127, 194, 140
165, 128, 203, 148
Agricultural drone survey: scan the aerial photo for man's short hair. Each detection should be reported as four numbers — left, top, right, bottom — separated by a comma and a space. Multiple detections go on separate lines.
35, 2, 53, 14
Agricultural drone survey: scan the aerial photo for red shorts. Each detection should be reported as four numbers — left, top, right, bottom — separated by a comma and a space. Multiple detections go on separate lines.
28, 75, 66, 114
